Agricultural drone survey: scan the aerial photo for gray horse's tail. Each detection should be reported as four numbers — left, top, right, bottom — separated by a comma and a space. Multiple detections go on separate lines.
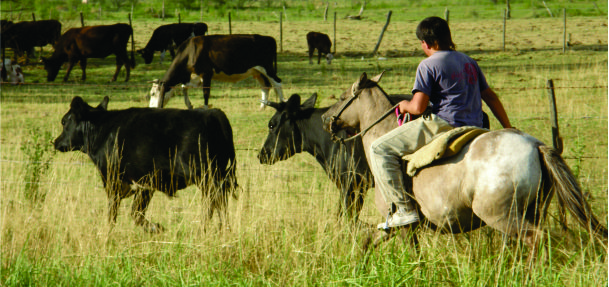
539, 145, 608, 239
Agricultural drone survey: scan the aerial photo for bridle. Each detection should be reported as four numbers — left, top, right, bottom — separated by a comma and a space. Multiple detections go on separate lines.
327, 81, 400, 143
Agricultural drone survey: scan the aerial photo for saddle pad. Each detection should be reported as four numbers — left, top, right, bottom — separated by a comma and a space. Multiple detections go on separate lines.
402, 126, 488, 176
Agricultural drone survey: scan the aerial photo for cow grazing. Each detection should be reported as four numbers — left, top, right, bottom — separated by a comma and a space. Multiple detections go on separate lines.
137, 22, 208, 65
148, 74, 202, 109
42, 23, 135, 82
258, 93, 373, 222
306, 32, 333, 65
53, 96, 238, 232
149, 34, 285, 109
1, 20, 61, 60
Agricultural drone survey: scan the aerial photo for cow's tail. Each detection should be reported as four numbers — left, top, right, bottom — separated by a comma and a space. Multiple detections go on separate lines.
129, 23, 136, 68
538, 145, 608, 240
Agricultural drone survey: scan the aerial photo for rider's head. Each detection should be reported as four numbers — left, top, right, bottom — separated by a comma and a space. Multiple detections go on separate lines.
416, 16, 455, 51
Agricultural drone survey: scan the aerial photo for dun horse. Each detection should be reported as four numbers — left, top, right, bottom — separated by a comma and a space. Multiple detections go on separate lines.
322, 72, 607, 253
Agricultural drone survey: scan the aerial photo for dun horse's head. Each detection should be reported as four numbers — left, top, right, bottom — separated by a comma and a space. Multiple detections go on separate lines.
321, 72, 385, 139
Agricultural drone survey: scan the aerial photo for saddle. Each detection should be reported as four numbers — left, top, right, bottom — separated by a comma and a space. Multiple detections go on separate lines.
402, 126, 488, 176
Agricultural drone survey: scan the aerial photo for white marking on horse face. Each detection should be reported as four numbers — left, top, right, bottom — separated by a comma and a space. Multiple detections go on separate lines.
326, 53, 334, 64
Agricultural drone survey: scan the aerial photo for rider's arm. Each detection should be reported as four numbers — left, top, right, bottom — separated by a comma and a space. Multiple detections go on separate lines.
399, 91, 429, 116
481, 87, 512, 129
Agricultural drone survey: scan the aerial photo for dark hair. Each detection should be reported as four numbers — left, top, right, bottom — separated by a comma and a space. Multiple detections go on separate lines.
416, 16, 455, 51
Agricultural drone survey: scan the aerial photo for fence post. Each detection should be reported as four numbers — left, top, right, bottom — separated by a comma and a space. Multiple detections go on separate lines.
228, 12, 232, 34
200, 0, 203, 22
503, 9, 507, 51
371, 11, 392, 56
506, 0, 511, 19
162, 0, 165, 20
546, 79, 563, 154
178, 13, 181, 23
32, 13, 36, 21
279, 12, 283, 53
129, 13, 135, 67
444, 8, 449, 24
333, 12, 336, 54
324, 2, 329, 22
80, 12, 85, 27
562, 8, 567, 53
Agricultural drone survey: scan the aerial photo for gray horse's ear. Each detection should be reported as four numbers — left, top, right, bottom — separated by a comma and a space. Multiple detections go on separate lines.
97, 96, 109, 110
301, 93, 317, 110
370, 71, 385, 83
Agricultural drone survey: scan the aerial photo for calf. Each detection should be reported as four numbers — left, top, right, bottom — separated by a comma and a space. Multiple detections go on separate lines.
42, 23, 135, 82
258, 93, 373, 222
1, 20, 61, 60
149, 34, 284, 109
306, 32, 333, 65
54, 96, 238, 232
137, 22, 208, 64
1, 59, 24, 84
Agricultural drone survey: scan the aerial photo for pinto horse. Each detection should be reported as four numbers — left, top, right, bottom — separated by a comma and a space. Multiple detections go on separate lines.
321, 72, 607, 254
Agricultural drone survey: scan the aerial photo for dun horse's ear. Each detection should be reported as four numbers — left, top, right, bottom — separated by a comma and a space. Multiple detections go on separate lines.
97, 96, 109, 110
301, 93, 317, 110
370, 71, 385, 83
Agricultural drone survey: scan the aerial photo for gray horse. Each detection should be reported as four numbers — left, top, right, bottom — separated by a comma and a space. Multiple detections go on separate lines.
321, 72, 607, 256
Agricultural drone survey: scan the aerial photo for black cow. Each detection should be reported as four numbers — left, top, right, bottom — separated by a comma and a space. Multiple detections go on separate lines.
42, 23, 135, 82
306, 32, 333, 65
1, 20, 61, 60
137, 22, 208, 64
53, 96, 238, 232
258, 93, 373, 222
149, 34, 285, 109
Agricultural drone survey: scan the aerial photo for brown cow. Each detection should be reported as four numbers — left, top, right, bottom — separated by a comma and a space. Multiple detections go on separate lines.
307, 32, 333, 65
42, 23, 135, 82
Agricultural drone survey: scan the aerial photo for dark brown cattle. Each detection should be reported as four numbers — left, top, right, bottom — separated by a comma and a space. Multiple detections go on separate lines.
1, 20, 62, 60
150, 34, 284, 109
306, 32, 333, 65
137, 23, 208, 64
42, 23, 135, 82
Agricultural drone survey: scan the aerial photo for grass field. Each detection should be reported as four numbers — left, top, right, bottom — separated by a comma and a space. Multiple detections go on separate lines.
1, 1, 607, 286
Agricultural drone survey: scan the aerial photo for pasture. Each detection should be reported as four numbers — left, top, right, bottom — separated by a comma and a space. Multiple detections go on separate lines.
1, 1, 607, 285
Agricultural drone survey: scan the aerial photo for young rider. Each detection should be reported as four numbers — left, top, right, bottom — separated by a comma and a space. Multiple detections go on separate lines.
372, 16, 513, 230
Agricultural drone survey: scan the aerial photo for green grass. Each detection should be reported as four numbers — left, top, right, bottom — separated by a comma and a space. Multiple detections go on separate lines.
1, 1, 607, 286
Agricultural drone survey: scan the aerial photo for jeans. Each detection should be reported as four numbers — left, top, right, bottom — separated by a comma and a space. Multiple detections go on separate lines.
369, 113, 453, 207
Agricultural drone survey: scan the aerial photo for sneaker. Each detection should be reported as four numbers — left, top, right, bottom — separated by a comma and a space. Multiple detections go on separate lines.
377, 207, 419, 230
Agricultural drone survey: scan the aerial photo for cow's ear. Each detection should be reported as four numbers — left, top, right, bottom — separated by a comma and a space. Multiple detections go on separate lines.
301, 93, 317, 110
355, 72, 368, 90
70, 96, 91, 120
286, 94, 301, 115
370, 71, 385, 83
97, 96, 109, 110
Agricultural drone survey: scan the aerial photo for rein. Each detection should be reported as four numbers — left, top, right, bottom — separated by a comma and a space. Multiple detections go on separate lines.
329, 82, 400, 143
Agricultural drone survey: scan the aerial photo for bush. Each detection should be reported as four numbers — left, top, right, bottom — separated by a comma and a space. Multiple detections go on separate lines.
20, 127, 56, 204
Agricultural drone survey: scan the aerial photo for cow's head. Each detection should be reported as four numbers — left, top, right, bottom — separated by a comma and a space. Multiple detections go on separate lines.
54, 96, 109, 152
258, 93, 317, 164
137, 48, 154, 64
41, 56, 63, 82
326, 53, 334, 64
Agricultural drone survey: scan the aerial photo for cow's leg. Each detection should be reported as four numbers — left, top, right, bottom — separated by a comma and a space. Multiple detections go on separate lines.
112, 52, 127, 82
79, 58, 87, 81
63, 59, 78, 82
131, 187, 164, 233
202, 74, 212, 108
182, 84, 193, 109
308, 46, 314, 65
253, 73, 272, 110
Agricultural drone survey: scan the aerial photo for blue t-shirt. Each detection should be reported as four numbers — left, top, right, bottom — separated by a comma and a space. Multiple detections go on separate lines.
412, 50, 489, 127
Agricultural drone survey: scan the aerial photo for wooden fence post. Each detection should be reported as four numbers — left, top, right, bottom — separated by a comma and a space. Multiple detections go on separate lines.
506, 0, 511, 19
162, 0, 165, 20
503, 9, 507, 51
80, 12, 85, 27
279, 12, 283, 53
200, 0, 203, 22
444, 8, 449, 24
333, 12, 336, 54
562, 8, 567, 53
324, 2, 329, 22
228, 12, 232, 34
178, 13, 181, 23
32, 13, 36, 21
371, 11, 392, 56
